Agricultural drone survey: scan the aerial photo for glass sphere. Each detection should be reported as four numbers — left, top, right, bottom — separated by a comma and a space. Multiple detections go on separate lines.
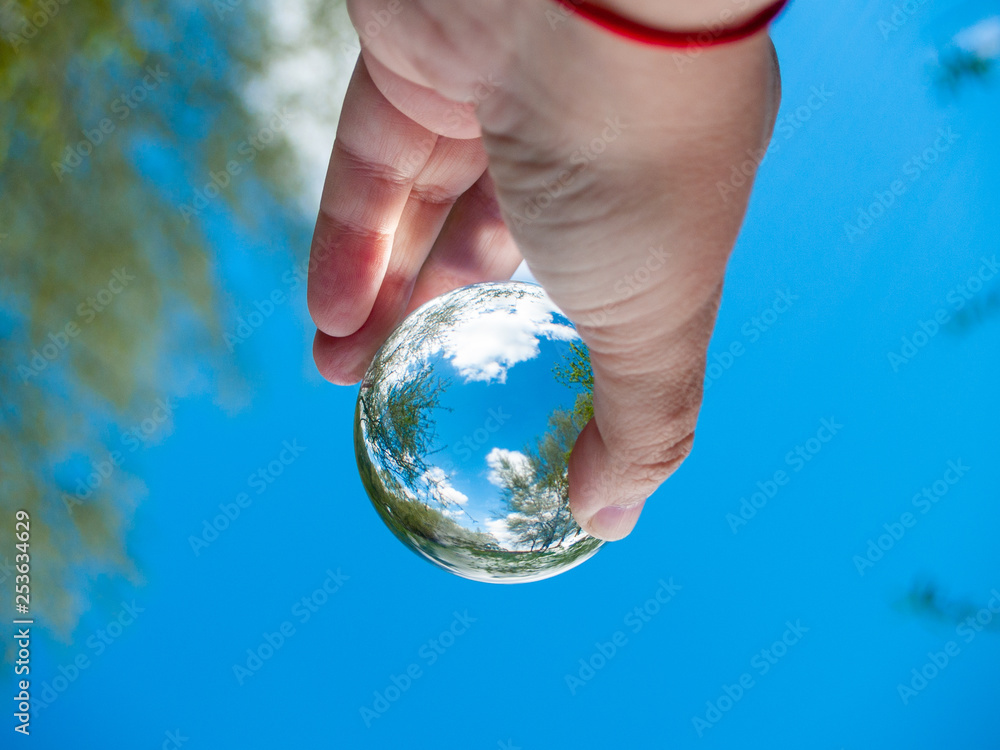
355, 281, 603, 583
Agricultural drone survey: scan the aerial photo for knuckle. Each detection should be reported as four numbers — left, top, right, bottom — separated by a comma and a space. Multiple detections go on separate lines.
619, 430, 696, 485
335, 139, 414, 191
409, 181, 460, 207
314, 206, 394, 249
603, 398, 702, 487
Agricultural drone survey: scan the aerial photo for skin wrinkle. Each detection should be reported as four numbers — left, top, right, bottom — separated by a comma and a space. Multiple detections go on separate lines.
333, 139, 426, 192
582, 295, 722, 358
409, 149, 488, 207
312, 208, 396, 253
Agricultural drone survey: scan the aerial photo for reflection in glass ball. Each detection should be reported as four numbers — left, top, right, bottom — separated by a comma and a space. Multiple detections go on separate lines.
354, 281, 603, 583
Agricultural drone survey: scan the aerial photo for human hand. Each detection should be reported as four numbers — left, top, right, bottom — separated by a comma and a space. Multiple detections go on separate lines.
308, 0, 781, 541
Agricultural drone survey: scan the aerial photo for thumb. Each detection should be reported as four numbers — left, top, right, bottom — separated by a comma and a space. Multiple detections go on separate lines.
567, 286, 722, 541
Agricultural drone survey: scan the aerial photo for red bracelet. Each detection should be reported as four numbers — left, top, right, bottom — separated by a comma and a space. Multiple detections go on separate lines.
549, 0, 789, 48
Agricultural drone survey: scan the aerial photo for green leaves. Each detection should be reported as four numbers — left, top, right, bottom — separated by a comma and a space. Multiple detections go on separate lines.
0, 0, 326, 637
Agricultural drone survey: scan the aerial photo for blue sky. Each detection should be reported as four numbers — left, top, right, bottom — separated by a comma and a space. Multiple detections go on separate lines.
8, 0, 1000, 747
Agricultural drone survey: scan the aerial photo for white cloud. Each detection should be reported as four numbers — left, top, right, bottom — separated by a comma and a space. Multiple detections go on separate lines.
441, 294, 578, 383
485, 447, 532, 487
485, 517, 519, 548
369, 284, 581, 410
486, 512, 542, 551
954, 16, 1000, 58
421, 466, 469, 506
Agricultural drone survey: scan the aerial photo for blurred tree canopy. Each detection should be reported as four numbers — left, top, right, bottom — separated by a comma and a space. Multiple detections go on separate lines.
932, 14, 998, 94
896, 579, 1000, 633
0, 0, 343, 639
936, 48, 994, 92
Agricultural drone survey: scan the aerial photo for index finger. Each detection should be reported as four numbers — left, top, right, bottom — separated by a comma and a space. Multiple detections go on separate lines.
307, 55, 440, 338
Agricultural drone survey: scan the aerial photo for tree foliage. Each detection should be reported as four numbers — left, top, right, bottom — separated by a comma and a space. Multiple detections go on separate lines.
491, 340, 594, 551
359, 367, 451, 489
554, 339, 594, 424
936, 49, 994, 92
895, 579, 1000, 632
0, 0, 342, 637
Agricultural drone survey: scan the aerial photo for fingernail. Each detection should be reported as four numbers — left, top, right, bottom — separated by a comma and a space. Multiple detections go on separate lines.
587, 500, 645, 541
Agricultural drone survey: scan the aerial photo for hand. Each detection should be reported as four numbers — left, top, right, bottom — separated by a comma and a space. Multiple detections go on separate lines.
308, 0, 781, 540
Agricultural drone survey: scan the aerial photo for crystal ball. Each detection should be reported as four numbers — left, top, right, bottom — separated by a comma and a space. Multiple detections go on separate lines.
354, 281, 603, 583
